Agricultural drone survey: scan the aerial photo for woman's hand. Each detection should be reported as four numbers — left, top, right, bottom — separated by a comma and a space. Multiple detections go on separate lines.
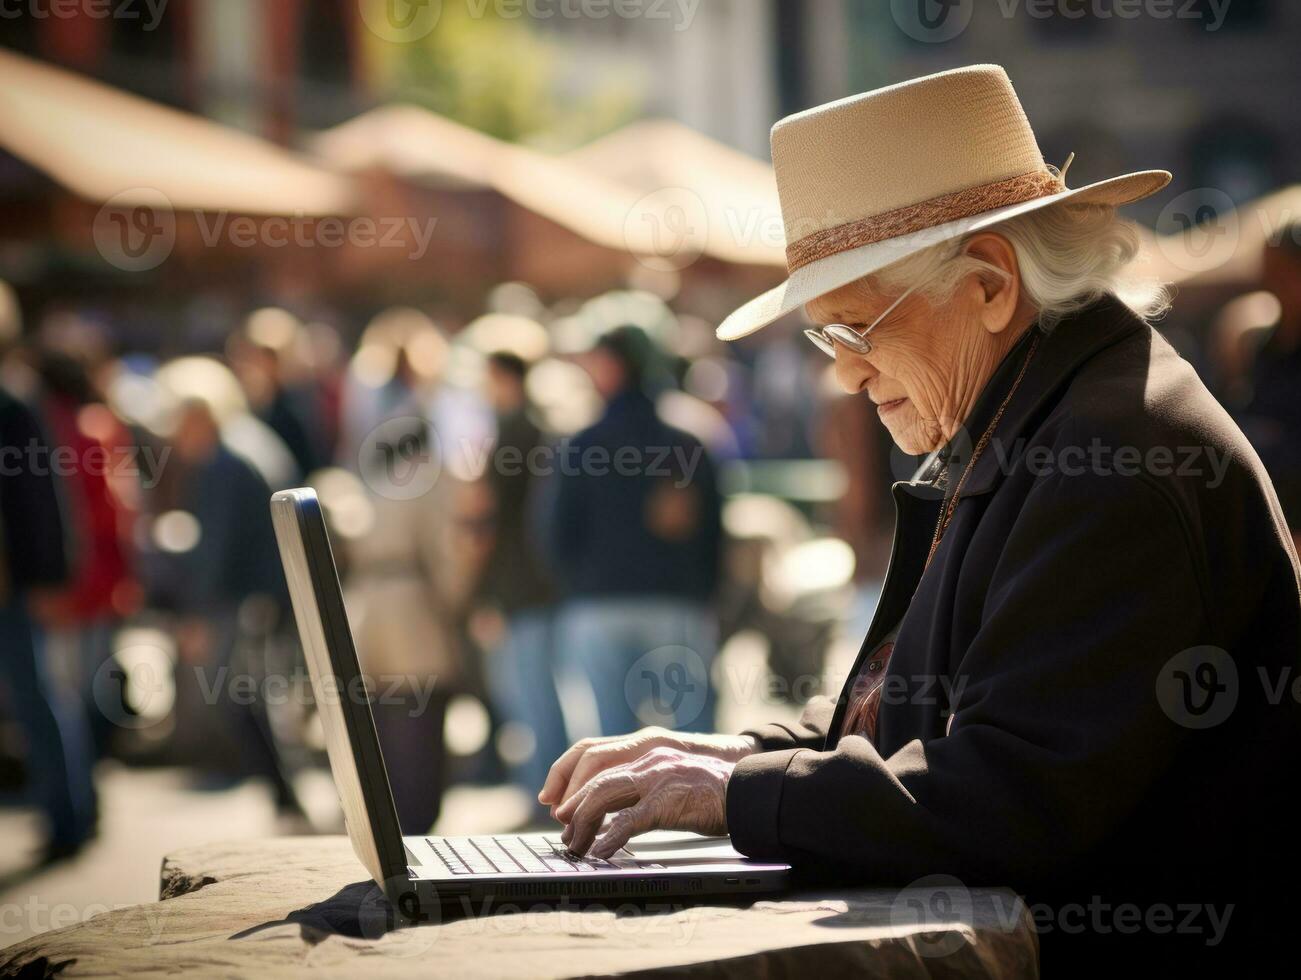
538, 727, 758, 814
553, 746, 735, 859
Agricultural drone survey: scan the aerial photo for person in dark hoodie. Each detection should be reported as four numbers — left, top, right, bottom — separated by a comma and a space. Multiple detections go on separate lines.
541, 326, 722, 739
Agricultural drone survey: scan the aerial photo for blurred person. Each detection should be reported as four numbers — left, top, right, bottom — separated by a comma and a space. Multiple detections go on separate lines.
228, 309, 327, 480
540, 68, 1301, 973
0, 331, 97, 862
541, 325, 723, 738
682, 355, 758, 458
338, 308, 492, 481
1205, 290, 1279, 408
337, 309, 430, 468
473, 351, 564, 814
303, 320, 348, 462
0, 281, 36, 397
749, 340, 819, 458
158, 357, 299, 495
336, 437, 464, 833
154, 392, 302, 820
336, 311, 498, 823
1237, 227, 1301, 550
30, 339, 141, 758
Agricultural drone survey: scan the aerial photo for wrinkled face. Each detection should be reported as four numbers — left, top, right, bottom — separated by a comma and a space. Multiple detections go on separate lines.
809, 274, 1001, 455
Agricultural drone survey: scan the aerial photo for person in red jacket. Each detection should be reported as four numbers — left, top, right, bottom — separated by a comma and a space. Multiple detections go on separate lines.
1, 377, 99, 862
31, 340, 141, 757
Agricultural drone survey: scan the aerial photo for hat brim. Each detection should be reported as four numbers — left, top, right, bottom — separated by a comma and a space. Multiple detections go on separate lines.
716, 170, 1172, 341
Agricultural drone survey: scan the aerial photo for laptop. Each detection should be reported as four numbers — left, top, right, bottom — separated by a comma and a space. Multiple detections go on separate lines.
269, 487, 789, 922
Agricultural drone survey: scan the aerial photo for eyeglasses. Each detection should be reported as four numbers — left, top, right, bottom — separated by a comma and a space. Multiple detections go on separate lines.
804, 279, 926, 359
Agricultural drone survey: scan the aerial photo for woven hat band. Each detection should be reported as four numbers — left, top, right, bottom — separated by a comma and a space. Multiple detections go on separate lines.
784, 168, 1065, 273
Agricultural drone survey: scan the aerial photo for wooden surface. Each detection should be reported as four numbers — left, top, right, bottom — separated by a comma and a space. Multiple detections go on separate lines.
1, 837, 1039, 978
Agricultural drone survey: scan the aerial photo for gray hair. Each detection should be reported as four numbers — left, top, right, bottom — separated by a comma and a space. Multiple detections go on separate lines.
869, 203, 1171, 327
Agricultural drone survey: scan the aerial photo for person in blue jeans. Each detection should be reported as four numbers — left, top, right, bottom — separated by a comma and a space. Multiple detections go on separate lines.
0, 383, 97, 863
476, 353, 567, 814
540, 326, 723, 739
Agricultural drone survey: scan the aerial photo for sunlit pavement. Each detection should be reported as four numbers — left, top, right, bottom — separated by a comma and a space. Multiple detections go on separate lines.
0, 764, 534, 949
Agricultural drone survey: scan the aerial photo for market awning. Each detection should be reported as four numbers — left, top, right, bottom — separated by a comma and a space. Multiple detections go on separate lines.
565, 118, 786, 266
313, 106, 786, 267
0, 49, 356, 216
1142, 185, 1300, 287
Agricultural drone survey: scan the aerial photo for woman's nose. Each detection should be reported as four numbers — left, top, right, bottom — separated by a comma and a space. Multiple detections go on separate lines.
833, 348, 875, 394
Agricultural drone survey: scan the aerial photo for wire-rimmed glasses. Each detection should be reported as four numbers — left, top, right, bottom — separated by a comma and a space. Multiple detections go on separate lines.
804, 279, 926, 359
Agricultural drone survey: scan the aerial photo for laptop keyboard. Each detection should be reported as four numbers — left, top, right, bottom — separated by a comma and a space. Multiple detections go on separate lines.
426, 835, 625, 875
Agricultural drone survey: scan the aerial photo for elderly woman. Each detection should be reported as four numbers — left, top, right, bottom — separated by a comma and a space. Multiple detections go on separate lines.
540, 66, 1301, 968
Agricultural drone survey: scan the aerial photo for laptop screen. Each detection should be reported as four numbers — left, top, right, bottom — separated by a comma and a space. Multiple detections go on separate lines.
270, 488, 408, 889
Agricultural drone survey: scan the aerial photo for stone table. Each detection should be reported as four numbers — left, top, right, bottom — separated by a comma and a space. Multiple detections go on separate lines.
1, 837, 1039, 978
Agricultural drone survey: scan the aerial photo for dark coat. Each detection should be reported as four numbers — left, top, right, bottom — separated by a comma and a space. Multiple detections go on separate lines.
479, 407, 555, 613
0, 385, 68, 599
727, 295, 1301, 973
541, 388, 722, 602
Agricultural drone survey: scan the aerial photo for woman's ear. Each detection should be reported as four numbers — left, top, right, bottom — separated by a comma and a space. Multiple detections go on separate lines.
962, 233, 1021, 335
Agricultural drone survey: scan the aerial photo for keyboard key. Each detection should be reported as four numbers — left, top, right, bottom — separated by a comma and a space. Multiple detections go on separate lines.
425, 835, 620, 875
425, 838, 471, 874
496, 839, 549, 873
447, 839, 495, 873
470, 837, 520, 874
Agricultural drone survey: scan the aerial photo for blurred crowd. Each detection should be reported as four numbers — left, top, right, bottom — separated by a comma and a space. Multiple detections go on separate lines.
1, 226, 1299, 860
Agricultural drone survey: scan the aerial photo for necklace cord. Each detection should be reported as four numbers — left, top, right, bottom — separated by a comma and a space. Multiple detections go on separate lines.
923, 332, 1041, 571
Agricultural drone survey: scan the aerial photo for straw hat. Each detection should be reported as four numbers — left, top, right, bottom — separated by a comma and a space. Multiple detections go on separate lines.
717, 65, 1171, 341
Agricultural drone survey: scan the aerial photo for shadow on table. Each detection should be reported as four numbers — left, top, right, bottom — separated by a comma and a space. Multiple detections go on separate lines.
228, 879, 741, 945
808, 886, 1024, 936
230, 881, 388, 945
